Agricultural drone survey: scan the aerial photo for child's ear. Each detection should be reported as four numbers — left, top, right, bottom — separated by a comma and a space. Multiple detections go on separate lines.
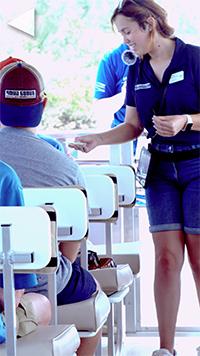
42, 95, 48, 108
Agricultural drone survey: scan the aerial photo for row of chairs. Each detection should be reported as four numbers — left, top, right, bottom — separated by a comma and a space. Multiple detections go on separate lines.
0, 162, 140, 355
0, 205, 81, 355
81, 165, 139, 356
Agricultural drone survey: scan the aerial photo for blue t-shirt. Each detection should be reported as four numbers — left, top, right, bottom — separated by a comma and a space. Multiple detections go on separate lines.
0, 161, 24, 206
126, 37, 200, 145
94, 43, 129, 127
0, 161, 37, 289
38, 134, 65, 153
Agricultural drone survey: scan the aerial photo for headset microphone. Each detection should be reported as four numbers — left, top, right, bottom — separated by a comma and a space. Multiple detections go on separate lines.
121, 49, 138, 65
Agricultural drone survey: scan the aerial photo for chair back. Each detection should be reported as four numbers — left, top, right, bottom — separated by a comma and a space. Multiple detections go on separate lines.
84, 174, 118, 222
0, 206, 52, 356
81, 164, 136, 207
24, 186, 88, 241
0, 206, 52, 271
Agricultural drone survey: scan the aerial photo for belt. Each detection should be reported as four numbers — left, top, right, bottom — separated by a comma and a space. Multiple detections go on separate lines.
148, 144, 200, 161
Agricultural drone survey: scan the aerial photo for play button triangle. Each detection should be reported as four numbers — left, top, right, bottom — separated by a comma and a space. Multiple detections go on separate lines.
8, 8, 36, 37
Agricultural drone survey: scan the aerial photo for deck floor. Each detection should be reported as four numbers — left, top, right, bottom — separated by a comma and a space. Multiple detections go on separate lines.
101, 333, 200, 356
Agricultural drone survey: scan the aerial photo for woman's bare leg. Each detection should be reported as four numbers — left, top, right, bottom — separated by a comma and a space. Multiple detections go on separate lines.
185, 234, 200, 304
153, 230, 185, 353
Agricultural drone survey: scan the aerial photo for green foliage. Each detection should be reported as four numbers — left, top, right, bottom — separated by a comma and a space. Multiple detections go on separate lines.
23, 0, 118, 130
13, 0, 199, 131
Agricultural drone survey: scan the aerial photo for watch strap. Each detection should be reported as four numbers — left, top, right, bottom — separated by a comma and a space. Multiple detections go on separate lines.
182, 114, 193, 131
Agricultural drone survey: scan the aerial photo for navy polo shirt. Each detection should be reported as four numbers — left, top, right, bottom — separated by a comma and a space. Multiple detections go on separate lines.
126, 38, 200, 145
94, 43, 129, 127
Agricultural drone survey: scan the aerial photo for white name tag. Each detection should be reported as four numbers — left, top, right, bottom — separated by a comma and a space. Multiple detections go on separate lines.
135, 83, 151, 90
5, 89, 36, 99
169, 71, 184, 84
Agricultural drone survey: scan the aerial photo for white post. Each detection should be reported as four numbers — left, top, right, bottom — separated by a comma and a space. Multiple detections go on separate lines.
2, 225, 17, 356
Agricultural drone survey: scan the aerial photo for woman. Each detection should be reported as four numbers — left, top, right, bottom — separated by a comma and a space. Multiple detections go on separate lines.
71, 1, 200, 355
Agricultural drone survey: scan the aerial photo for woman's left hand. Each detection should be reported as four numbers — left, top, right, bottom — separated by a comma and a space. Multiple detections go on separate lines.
152, 115, 186, 137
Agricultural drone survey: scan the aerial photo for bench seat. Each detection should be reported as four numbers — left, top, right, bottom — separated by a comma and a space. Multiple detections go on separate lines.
0, 324, 80, 356
90, 264, 133, 295
57, 289, 110, 332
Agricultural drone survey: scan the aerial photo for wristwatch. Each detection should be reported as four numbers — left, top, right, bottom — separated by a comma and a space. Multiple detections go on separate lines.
182, 114, 193, 131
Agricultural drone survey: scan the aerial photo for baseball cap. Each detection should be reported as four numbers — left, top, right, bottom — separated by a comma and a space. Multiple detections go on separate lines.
0, 59, 46, 127
0, 56, 23, 70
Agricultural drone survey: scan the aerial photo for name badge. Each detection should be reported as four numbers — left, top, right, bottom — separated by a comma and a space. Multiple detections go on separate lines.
169, 71, 184, 84
135, 83, 151, 90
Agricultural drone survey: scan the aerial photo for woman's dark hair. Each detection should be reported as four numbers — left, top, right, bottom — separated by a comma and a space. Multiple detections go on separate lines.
111, 0, 174, 38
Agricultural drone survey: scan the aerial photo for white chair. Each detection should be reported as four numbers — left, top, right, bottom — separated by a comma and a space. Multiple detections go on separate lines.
82, 172, 134, 356
82, 164, 140, 332
81, 164, 136, 252
0, 206, 80, 356
82, 164, 136, 208
82, 173, 118, 258
57, 288, 110, 333
24, 186, 89, 242
23, 186, 111, 351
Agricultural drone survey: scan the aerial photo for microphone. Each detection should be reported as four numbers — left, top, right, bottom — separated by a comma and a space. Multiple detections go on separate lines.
121, 50, 138, 65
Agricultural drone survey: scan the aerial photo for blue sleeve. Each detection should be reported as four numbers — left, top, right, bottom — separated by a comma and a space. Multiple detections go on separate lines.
0, 165, 24, 206
2, 176, 24, 206
0, 274, 38, 289
94, 56, 118, 99
38, 134, 65, 153
126, 61, 140, 107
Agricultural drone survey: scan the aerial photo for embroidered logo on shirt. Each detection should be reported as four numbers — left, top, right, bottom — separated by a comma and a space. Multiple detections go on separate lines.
135, 83, 151, 90
5, 89, 37, 99
169, 71, 184, 84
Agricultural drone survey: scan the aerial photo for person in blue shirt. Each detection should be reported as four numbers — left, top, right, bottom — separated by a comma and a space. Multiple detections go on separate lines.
93, 43, 137, 154
0, 161, 37, 290
72, 1, 200, 355
0, 161, 51, 343
0, 160, 25, 205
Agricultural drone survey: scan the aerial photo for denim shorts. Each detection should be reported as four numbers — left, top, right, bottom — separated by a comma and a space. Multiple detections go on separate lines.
145, 145, 200, 234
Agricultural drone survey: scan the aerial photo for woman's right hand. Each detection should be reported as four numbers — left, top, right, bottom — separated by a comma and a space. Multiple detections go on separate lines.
68, 134, 101, 153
